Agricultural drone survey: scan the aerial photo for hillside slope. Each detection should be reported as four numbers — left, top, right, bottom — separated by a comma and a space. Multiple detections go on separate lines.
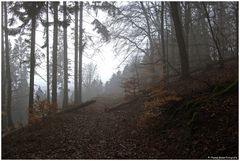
2, 60, 238, 159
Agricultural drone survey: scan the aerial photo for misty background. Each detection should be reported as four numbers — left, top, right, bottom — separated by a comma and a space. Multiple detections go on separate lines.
2, 1, 238, 129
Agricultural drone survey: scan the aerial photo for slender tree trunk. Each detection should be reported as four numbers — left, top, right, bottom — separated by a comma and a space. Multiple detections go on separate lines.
165, 8, 169, 82
29, 7, 37, 112
152, 3, 161, 57
134, 56, 140, 89
202, 2, 224, 67
2, 3, 7, 129
218, 3, 226, 57
153, 3, 165, 78
184, 2, 190, 56
235, 2, 238, 55
2, 2, 6, 115
74, 2, 79, 104
63, 2, 68, 106
46, 2, 50, 103
161, 2, 166, 76
52, 2, 58, 106
78, 1, 83, 104
170, 2, 189, 78
140, 2, 155, 81
4, 2, 14, 128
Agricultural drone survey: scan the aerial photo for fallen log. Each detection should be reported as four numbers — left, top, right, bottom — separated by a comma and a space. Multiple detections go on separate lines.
59, 100, 96, 114
105, 97, 139, 112
2, 100, 96, 138
2, 127, 23, 138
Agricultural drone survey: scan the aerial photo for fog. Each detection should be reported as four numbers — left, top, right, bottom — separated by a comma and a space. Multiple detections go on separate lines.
2, 3, 238, 158
1, 1, 239, 159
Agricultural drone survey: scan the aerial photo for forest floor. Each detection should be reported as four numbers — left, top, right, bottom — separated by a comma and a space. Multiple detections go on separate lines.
2, 59, 238, 159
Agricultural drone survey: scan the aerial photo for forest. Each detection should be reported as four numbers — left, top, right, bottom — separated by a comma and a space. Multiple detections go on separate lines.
1, 1, 239, 159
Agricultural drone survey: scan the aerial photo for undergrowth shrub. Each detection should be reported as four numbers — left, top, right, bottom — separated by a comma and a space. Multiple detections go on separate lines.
29, 100, 57, 125
137, 84, 181, 128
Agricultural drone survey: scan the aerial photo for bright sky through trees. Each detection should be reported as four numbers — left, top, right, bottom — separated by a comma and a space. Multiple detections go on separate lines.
12, 5, 125, 91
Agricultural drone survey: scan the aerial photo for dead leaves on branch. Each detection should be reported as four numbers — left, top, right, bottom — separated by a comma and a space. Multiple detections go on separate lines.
137, 83, 181, 128
144, 84, 181, 110
29, 100, 57, 125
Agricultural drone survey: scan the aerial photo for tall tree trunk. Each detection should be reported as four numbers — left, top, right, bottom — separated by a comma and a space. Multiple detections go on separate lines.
78, 1, 83, 104
28, 6, 37, 112
74, 2, 79, 104
153, 2, 165, 78
134, 56, 140, 89
46, 2, 50, 103
202, 2, 224, 67
4, 2, 14, 128
165, 6, 169, 82
2, 3, 8, 130
152, 3, 161, 57
161, 2, 166, 76
140, 2, 155, 81
52, 2, 58, 106
235, 2, 238, 55
218, 3, 226, 58
63, 1, 68, 106
170, 2, 189, 78
184, 2, 190, 56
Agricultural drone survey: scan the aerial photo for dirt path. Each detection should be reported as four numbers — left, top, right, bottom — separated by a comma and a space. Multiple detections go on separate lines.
2, 91, 238, 159
2, 97, 149, 159
2, 60, 238, 159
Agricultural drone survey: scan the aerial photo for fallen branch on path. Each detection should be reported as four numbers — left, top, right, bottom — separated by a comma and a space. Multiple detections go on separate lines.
59, 100, 96, 114
2, 100, 96, 138
105, 97, 139, 112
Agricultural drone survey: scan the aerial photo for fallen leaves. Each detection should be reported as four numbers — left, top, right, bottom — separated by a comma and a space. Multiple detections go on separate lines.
2, 61, 238, 159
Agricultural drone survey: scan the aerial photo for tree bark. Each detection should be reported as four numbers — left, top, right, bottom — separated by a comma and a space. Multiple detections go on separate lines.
78, 1, 83, 104
52, 2, 58, 106
165, 6, 169, 82
170, 2, 189, 78
4, 2, 14, 128
161, 2, 166, 75
235, 2, 238, 55
28, 5, 36, 111
202, 2, 224, 67
63, 2, 68, 106
134, 56, 140, 89
140, 2, 156, 81
184, 2, 190, 56
46, 2, 50, 103
74, 2, 79, 104
2, 3, 6, 128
